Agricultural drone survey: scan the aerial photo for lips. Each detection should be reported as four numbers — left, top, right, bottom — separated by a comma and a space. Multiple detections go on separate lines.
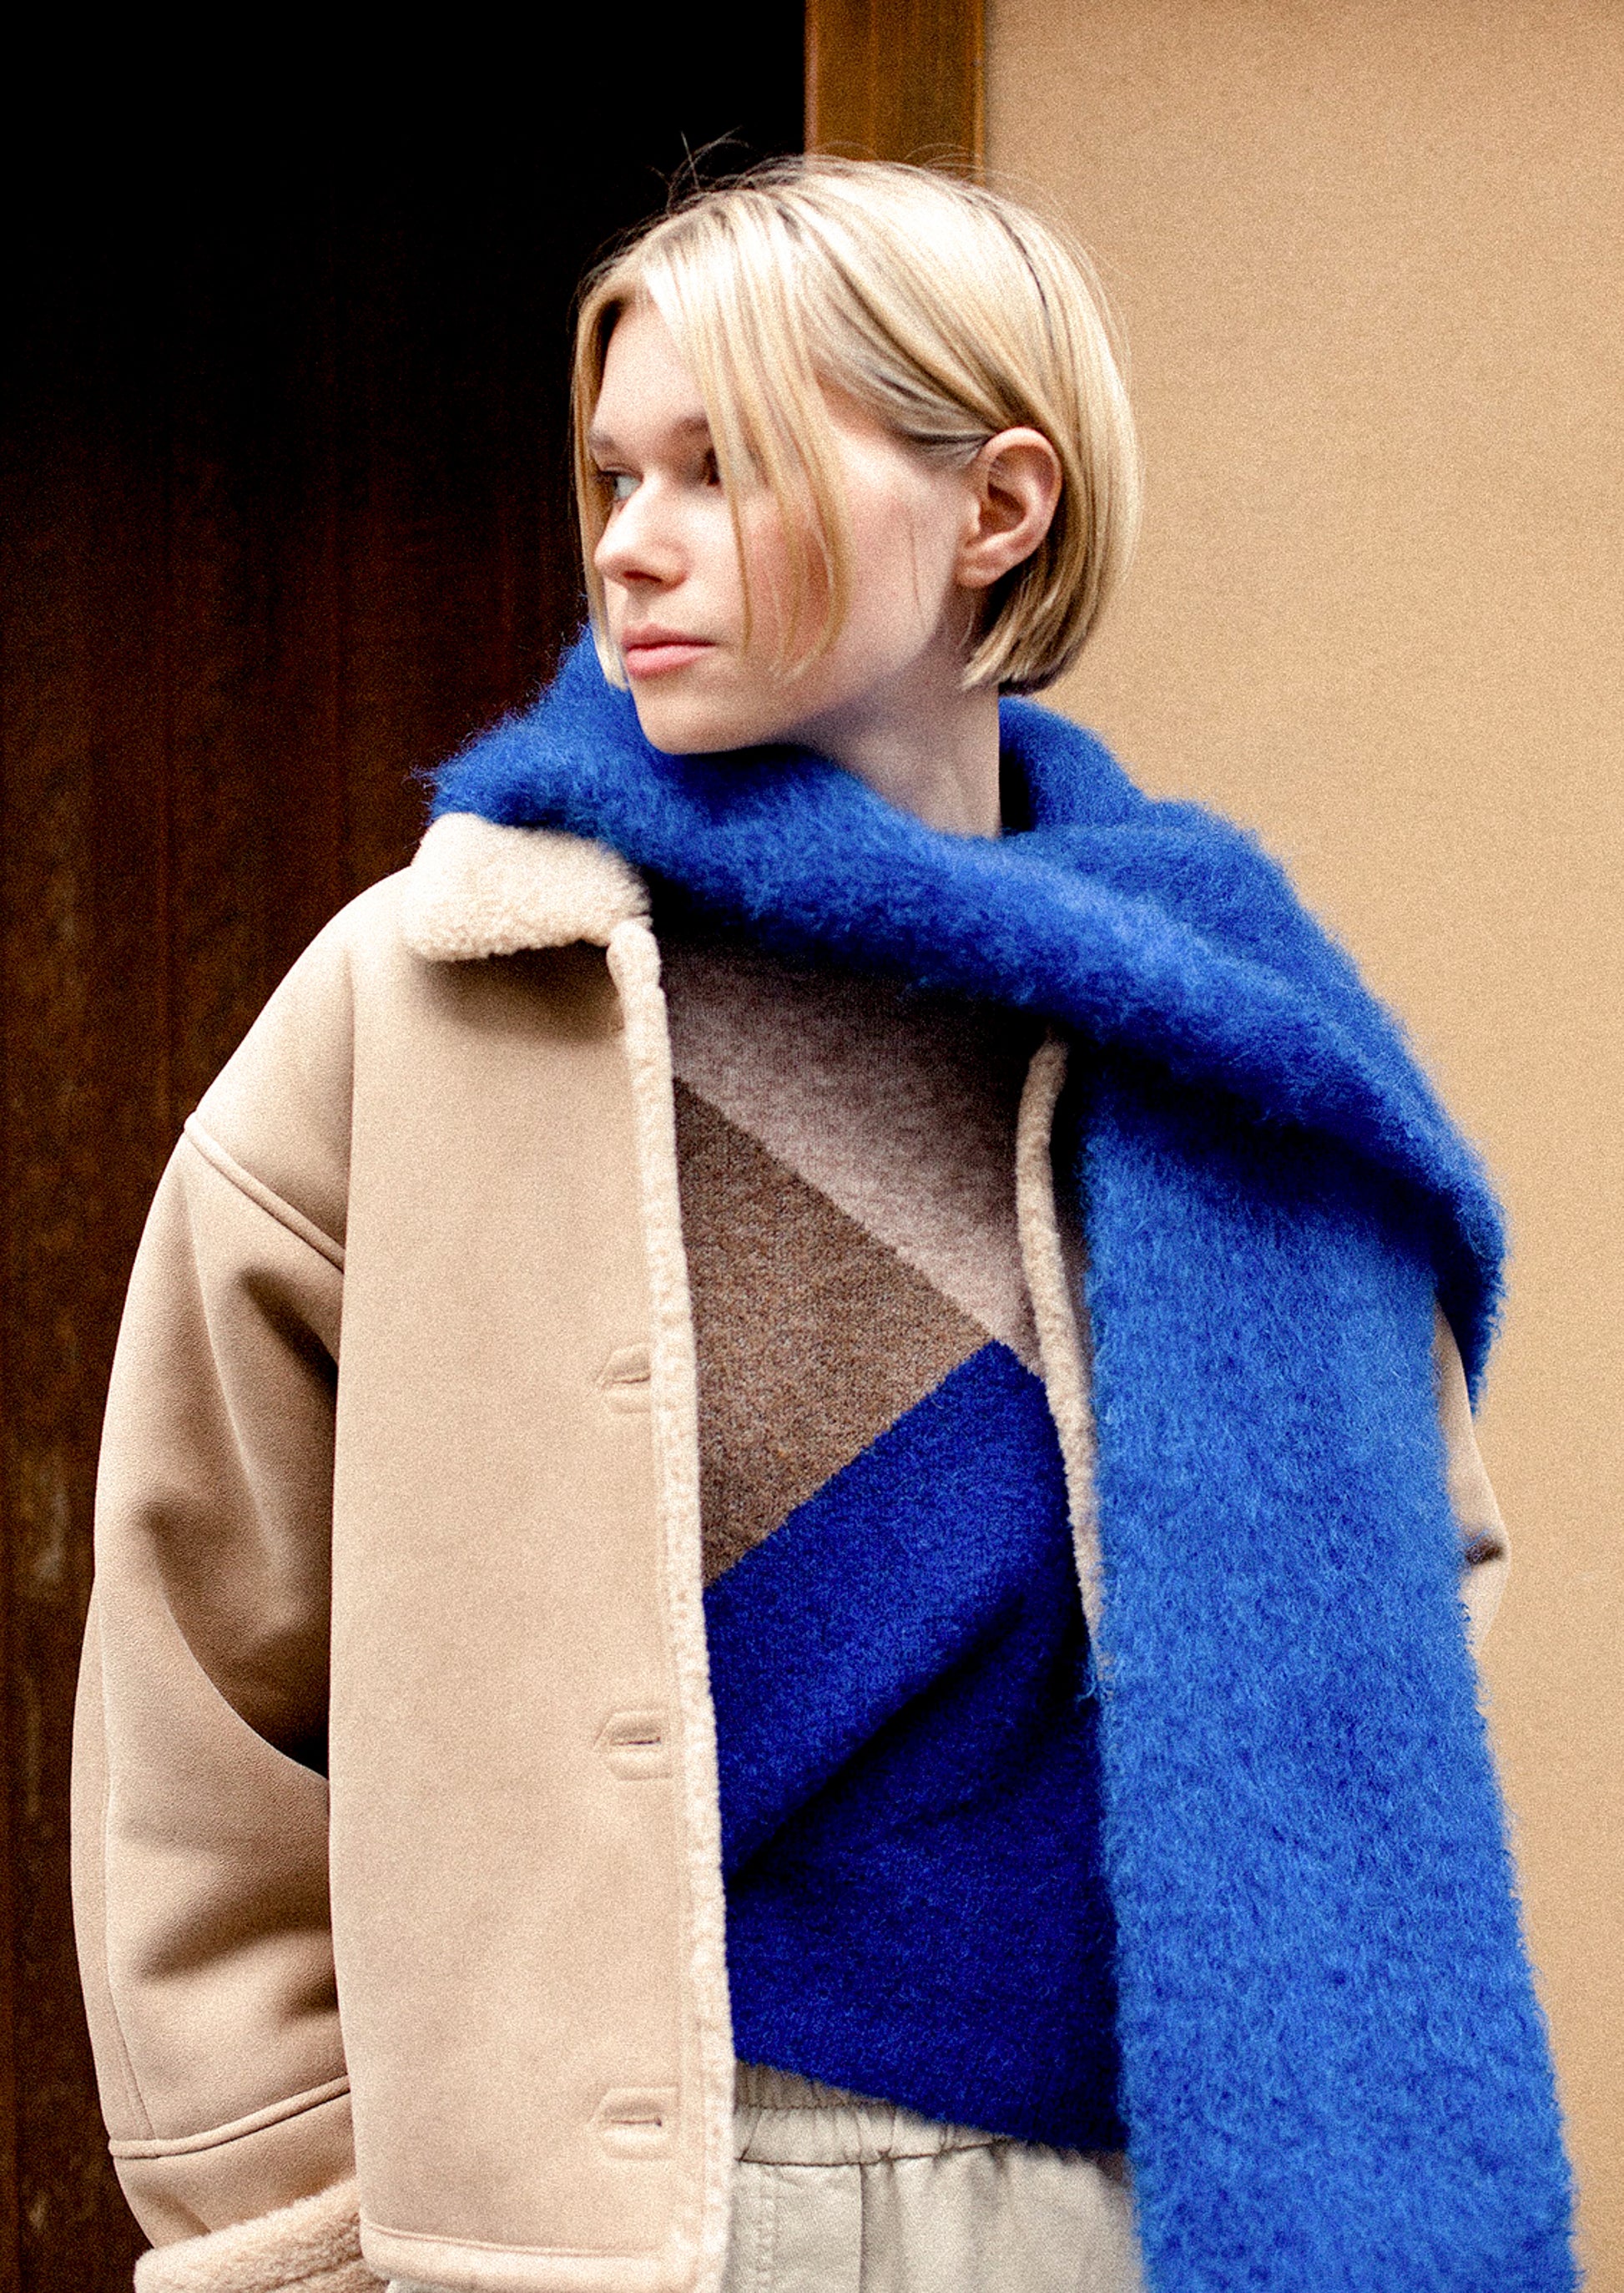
621, 629, 714, 677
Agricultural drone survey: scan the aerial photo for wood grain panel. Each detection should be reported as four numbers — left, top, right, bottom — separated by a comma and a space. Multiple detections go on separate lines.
807, 0, 984, 169
0, 27, 801, 2286
1, 316, 169, 2293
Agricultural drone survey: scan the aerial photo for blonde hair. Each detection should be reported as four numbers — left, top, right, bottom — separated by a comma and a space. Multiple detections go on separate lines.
572, 158, 1141, 694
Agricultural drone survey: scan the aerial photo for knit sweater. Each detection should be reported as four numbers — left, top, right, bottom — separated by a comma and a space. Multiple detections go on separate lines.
661, 904, 1127, 2148
663, 914, 1043, 1578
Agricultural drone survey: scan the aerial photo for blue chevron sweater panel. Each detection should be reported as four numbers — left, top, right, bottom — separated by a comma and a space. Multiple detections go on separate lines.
706, 1341, 1124, 2150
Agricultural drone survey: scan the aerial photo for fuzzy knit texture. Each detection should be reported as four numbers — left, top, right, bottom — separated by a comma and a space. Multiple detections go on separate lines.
659, 919, 1047, 1570
656, 918, 1123, 2144
658, 918, 1121, 2144
133, 2181, 375, 2293
432, 634, 1576, 2293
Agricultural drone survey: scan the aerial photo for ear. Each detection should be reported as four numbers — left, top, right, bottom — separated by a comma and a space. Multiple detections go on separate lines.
955, 428, 1062, 591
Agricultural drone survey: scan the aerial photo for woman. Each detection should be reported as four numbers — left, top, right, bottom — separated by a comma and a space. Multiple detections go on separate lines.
73, 160, 1574, 2293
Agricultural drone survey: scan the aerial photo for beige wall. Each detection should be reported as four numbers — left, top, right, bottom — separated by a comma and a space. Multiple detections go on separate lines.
987, 0, 1622, 2278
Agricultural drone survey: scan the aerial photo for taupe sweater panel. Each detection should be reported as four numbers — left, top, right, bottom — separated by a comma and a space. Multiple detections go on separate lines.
659, 924, 1046, 1585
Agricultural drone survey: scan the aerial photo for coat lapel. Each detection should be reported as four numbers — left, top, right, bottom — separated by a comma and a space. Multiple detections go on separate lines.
401, 811, 648, 960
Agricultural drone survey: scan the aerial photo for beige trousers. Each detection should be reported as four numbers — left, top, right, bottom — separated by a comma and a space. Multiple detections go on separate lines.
388, 2067, 1145, 2293
722, 2064, 1147, 2293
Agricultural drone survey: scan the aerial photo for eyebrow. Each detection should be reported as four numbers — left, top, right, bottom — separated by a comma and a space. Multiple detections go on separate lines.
587, 412, 712, 459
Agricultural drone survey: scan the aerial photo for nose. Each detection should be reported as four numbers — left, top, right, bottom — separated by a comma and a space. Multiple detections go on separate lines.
594, 480, 683, 592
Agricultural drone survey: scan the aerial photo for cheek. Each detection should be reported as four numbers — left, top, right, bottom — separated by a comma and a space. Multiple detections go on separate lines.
692, 496, 748, 609
734, 498, 807, 640
853, 465, 956, 606
828, 500, 950, 670
735, 495, 921, 669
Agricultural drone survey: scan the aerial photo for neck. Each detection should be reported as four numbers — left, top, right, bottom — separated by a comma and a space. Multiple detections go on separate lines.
788, 639, 1003, 839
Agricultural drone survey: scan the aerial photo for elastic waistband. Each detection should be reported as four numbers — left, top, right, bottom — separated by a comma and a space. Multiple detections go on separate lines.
733, 2060, 1014, 2166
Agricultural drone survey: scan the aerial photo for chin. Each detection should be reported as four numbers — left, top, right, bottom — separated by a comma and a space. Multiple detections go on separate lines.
628, 692, 783, 758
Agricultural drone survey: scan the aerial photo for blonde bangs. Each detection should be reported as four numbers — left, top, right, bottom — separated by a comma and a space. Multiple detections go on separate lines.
575, 209, 860, 683
572, 159, 1141, 694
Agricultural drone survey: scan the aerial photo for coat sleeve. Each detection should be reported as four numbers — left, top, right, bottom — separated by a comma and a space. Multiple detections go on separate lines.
1434, 1306, 1511, 1657
72, 922, 379, 2284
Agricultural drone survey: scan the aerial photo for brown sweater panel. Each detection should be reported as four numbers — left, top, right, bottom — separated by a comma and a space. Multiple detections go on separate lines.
673, 1081, 987, 1584
661, 927, 1044, 1588
662, 929, 1043, 1369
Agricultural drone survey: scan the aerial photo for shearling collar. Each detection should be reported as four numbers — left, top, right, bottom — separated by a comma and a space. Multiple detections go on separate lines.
401, 811, 648, 961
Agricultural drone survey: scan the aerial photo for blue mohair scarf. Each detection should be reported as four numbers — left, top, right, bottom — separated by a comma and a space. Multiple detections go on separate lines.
433, 634, 1576, 2293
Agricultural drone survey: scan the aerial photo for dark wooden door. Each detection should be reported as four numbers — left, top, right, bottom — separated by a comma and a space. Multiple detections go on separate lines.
0, 34, 802, 2286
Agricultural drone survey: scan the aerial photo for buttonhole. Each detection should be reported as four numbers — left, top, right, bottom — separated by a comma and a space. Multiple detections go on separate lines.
598, 1708, 673, 1777
598, 1344, 653, 1412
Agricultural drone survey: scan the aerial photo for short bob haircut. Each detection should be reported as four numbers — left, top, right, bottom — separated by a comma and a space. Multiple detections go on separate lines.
572, 158, 1141, 695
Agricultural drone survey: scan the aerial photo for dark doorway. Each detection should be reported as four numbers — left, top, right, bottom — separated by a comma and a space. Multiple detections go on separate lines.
0, 28, 804, 2288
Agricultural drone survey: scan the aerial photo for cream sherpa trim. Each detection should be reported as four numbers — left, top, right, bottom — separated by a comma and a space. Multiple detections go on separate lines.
400, 812, 648, 960
134, 2180, 376, 2293
604, 917, 735, 2293
1015, 1032, 1107, 1647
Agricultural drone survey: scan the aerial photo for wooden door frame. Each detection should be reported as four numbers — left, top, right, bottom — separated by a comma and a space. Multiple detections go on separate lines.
806, 0, 985, 171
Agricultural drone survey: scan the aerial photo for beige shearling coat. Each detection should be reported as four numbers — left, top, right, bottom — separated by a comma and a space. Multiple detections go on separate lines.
71, 814, 1511, 2293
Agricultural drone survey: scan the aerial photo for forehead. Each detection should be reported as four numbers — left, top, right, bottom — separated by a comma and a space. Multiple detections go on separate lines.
589, 302, 710, 454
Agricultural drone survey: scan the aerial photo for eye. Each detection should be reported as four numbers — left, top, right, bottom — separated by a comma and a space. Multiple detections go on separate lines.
598, 469, 639, 504
701, 450, 721, 487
